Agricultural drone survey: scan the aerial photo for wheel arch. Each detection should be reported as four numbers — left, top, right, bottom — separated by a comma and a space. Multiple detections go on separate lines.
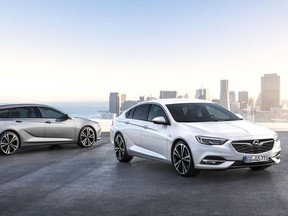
0, 130, 22, 147
114, 131, 123, 138
113, 131, 124, 144
170, 137, 196, 166
78, 125, 97, 141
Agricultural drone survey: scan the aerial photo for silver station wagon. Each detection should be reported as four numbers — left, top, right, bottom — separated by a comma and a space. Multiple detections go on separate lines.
0, 104, 101, 155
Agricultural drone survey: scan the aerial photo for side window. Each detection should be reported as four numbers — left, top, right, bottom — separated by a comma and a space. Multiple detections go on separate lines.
132, 104, 150, 121
125, 107, 135, 119
10, 109, 20, 118
0, 109, 10, 118
11, 107, 39, 118
39, 107, 65, 119
147, 105, 168, 122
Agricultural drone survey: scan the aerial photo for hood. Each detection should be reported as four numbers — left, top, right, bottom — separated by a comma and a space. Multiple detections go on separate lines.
180, 120, 275, 139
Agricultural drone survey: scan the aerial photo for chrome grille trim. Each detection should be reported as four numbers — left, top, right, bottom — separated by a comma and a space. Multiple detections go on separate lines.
231, 139, 274, 154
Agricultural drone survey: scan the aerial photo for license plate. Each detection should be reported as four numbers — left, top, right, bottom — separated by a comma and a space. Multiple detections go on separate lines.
243, 155, 269, 163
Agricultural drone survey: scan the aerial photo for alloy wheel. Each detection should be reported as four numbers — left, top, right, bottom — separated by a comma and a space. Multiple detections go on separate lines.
115, 134, 125, 160
114, 134, 133, 162
172, 141, 199, 177
173, 142, 191, 175
0, 132, 20, 155
79, 127, 95, 147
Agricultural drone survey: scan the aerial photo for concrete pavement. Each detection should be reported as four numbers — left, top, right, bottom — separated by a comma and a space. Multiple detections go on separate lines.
0, 132, 287, 216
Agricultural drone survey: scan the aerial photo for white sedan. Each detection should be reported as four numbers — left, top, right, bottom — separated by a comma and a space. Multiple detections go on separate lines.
110, 99, 281, 177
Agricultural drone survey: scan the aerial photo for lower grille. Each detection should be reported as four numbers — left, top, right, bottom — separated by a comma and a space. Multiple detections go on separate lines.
230, 159, 275, 168
231, 139, 274, 154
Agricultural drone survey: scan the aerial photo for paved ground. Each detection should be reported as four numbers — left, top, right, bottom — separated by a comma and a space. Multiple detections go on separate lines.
0, 132, 287, 216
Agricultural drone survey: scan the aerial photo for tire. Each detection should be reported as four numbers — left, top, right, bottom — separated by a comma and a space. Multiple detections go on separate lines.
250, 165, 271, 171
0, 131, 20, 155
114, 133, 133, 162
77, 126, 96, 148
172, 141, 199, 177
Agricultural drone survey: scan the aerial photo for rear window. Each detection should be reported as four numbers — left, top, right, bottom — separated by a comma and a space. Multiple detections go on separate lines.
132, 104, 150, 121
125, 108, 135, 119
0, 109, 10, 118
10, 107, 39, 118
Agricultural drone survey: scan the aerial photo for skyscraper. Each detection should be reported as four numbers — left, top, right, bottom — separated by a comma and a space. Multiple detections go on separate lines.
109, 92, 120, 116
261, 74, 280, 111
229, 91, 239, 113
220, 80, 230, 110
229, 91, 236, 104
195, 88, 210, 101
238, 91, 249, 109
120, 94, 127, 104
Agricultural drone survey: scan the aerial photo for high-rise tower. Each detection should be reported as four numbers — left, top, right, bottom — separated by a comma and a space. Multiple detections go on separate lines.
195, 88, 210, 101
261, 74, 280, 111
220, 80, 230, 110
109, 92, 120, 116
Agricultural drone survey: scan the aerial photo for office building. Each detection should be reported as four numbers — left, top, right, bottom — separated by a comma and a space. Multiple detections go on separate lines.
229, 91, 236, 104
220, 80, 230, 110
261, 74, 280, 111
238, 91, 249, 109
195, 88, 210, 101
212, 99, 220, 104
139, 96, 145, 102
146, 96, 157, 101
109, 92, 120, 116
121, 94, 127, 104
160, 91, 178, 99
121, 100, 138, 111
229, 91, 239, 113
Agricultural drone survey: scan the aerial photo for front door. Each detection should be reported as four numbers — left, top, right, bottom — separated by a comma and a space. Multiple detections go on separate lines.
38, 106, 76, 142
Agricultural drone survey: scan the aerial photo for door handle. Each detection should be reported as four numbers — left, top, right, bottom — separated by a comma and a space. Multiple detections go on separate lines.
45, 121, 51, 124
144, 125, 148, 129
125, 121, 130, 124
15, 120, 22, 123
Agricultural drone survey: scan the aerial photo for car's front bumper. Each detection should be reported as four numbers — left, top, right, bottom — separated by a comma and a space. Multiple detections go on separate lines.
192, 138, 281, 170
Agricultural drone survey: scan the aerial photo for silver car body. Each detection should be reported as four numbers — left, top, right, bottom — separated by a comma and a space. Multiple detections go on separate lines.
110, 99, 281, 176
0, 104, 101, 154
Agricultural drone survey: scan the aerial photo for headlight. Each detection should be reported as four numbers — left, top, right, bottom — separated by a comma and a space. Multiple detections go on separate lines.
196, 136, 228, 145
274, 133, 279, 142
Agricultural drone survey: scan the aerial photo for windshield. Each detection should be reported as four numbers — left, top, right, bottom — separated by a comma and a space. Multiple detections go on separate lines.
166, 103, 241, 123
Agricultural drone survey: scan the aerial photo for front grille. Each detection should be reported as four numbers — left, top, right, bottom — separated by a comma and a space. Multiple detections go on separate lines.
231, 139, 274, 154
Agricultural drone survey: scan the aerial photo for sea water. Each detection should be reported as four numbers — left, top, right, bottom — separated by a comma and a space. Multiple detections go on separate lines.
49, 101, 109, 118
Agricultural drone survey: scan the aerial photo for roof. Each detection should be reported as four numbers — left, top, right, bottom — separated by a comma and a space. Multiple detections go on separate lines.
0, 103, 50, 109
145, 98, 213, 106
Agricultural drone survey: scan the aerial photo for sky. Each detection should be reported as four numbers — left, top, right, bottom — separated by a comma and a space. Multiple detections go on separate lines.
0, 0, 287, 103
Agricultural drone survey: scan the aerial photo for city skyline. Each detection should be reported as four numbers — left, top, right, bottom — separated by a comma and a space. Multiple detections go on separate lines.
1, 1, 288, 103
111, 73, 283, 103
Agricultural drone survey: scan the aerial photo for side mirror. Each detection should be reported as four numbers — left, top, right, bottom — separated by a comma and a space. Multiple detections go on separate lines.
235, 114, 243, 120
61, 114, 70, 120
152, 116, 168, 125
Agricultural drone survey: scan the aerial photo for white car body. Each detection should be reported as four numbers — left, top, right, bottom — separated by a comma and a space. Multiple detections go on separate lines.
110, 99, 281, 176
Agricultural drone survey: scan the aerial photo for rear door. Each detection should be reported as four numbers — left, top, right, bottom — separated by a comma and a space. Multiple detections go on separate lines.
123, 104, 150, 148
11, 106, 45, 143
